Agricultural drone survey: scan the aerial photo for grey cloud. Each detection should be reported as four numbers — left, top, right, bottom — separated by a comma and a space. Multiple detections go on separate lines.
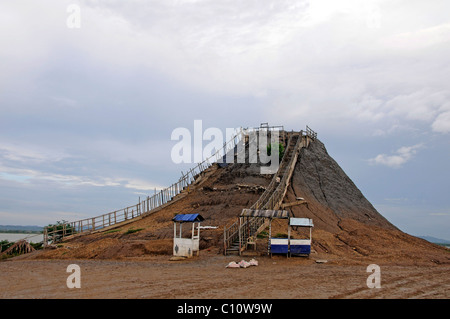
0, 0, 449, 237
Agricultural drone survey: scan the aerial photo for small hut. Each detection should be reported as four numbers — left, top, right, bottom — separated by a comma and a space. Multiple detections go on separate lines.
172, 213, 204, 258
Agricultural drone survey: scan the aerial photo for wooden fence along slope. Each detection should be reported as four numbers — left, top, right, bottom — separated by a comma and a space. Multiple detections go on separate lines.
43, 125, 294, 246
44, 127, 246, 245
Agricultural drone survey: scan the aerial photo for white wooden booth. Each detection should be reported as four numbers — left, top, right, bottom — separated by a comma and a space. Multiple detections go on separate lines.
172, 213, 204, 258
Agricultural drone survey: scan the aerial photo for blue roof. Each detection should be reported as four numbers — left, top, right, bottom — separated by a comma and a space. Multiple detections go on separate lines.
172, 213, 204, 223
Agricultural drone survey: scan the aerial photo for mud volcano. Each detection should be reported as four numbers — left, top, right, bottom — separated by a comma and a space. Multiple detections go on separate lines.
35, 127, 449, 265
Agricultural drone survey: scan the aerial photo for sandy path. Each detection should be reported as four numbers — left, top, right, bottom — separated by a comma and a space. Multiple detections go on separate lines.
1, 253, 448, 299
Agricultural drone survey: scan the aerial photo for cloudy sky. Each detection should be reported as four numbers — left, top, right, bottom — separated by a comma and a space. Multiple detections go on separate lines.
1, 0, 449, 240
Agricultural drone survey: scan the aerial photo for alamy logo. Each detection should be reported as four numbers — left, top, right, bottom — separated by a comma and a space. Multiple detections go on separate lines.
171, 120, 280, 174
66, 4, 81, 29
366, 264, 381, 289
66, 264, 81, 288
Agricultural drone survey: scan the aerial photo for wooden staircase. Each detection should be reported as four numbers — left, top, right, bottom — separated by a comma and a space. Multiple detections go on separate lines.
223, 129, 315, 255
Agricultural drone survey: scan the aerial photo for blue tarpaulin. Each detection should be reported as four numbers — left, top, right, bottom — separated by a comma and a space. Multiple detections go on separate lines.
172, 213, 204, 223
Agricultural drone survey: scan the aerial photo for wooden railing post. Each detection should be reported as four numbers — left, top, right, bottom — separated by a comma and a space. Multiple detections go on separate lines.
224, 226, 227, 255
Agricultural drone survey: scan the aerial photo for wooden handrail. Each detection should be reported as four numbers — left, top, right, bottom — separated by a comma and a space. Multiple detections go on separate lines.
224, 126, 316, 255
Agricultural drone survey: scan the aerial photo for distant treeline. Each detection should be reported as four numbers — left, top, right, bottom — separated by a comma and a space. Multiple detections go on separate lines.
0, 230, 43, 234
418, 235, 450, 245
0, 225, 43, 233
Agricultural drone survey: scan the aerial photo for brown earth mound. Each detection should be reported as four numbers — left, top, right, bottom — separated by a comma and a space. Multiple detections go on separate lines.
29, 138, 449, 265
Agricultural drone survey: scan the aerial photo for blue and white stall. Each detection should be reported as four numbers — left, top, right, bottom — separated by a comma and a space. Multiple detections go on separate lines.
239, 209, 313, 258
269, 217, 313, 258
269, 237, 290, 256
172, 213, 204, 258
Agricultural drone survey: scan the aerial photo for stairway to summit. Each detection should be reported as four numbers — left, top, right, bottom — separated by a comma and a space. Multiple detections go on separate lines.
223, 130, 313, 255
252, 133, 301, 210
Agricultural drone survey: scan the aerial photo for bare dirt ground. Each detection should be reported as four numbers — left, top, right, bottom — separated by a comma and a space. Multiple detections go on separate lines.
1, 249, 449, 299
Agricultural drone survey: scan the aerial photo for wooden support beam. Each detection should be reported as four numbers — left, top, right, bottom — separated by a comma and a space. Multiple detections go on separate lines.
281, 200, 307, 209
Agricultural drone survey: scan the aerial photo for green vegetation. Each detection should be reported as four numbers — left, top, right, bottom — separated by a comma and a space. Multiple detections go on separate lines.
1, 240, 13, 252
1, 240, 42, 260
1, 240, 42, 252
45, 220, 76, 244
104, 229, 121, 234
257, 231, 269, 239
267, 142, 285, 161
256, 231, 291, 239
125, 228, 144, 235
31, 242, 43, 250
